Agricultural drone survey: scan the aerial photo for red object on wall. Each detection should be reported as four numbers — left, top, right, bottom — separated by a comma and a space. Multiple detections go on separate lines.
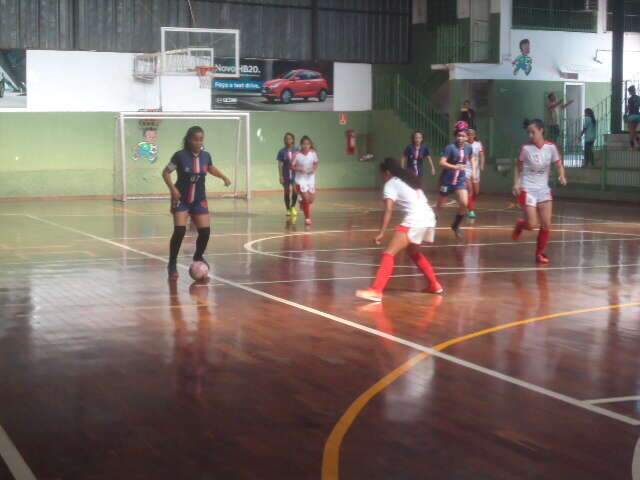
346, 129, 356, 155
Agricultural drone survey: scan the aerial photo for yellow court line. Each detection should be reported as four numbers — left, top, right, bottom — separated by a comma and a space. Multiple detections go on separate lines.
322, 302, 640, 480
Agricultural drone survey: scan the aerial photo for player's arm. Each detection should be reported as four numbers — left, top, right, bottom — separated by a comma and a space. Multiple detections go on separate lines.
440, 155, 463, 171
277, 160, 285, 185
207, 164, 231, 187
513, 149, 524, 196
427, 155, 436, 176
479, 147, 486, 171
162, 159, 181, 202
400, 154, 408, 169
375, 198, 394, 245
312, 153, 319, 173
553, 148, 567, 186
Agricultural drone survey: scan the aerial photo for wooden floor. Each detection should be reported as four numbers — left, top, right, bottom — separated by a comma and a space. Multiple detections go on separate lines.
1, 191, 640, 480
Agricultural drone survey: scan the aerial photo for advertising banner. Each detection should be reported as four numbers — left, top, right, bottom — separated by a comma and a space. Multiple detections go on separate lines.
212, 59, 333, 111
0, 49, 27, 108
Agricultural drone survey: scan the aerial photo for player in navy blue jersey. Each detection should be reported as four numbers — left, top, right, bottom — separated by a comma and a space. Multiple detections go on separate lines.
277, 132, 299, 218
162, 126, 231, 279
437, 124, 476, 238
401, 130, 436, 179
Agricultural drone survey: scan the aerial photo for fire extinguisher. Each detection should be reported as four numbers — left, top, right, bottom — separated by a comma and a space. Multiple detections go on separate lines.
346, 129, 356, 156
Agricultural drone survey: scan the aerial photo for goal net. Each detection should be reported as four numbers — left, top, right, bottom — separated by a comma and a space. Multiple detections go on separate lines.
114, 112, 251, 202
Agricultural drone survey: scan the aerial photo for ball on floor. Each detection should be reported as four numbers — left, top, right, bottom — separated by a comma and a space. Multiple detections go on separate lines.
189, 261, 209, 281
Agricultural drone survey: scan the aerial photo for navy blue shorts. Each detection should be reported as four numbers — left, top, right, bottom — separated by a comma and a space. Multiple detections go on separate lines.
174, 198, 209, 215
439, 172, 467, 196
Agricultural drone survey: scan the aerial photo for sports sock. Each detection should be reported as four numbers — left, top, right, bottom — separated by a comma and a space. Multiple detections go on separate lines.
410, 252, 438, 285
169, 226, 187, 265
301, 200, 311, 219
284, 189, 291, 210
291, 190, 298, 209
452, 214, 465, 231
371, 253, 395, 293
194, 227, 211, 261
536, 228, 550, 256
468, 191, 477, 211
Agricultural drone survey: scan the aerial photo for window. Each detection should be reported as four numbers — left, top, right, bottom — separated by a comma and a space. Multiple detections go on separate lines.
512, 0, 598, 32
607, 0, 640, 33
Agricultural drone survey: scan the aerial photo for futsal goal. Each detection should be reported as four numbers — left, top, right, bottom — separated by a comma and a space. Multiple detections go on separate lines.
114, 111, 251, 202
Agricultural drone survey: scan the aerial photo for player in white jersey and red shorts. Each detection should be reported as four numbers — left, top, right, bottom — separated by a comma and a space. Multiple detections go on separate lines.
356, 157, 443, 302
292, 135, 319, 226
512, 119, 567, 264
466, 129, 484, 218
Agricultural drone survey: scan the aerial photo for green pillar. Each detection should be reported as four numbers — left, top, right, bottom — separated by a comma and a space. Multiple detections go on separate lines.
611, 0, 625, 134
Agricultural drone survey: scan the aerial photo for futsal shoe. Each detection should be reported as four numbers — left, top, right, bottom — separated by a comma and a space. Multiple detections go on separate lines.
468, 210, 476, 219
536, 253, 550, 265
355, 288, 383, 302
451, 226, 464, 239
305, 218, 312, 226
286, 209, 292, 217
425, 281, 444, 295
167, 262, 179, 280
290, 206, 298, 218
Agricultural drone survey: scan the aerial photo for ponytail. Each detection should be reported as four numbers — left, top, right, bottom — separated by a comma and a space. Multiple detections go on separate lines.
380, 157, 422, 190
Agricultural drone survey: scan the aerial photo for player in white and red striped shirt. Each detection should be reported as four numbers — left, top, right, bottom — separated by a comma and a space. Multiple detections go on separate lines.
512, 119, 567, 264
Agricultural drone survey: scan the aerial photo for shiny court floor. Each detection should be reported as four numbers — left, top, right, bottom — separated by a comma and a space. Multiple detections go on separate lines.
1, 192, 640, 480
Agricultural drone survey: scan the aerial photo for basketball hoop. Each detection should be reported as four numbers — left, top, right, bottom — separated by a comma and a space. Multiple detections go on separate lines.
196, 66, 216, 89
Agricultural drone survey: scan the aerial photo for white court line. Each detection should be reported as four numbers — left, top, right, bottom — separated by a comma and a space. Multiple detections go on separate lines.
243, 228, 640, 270
23, 214, 640, 430
2, 234, 640, 269
585, 396, 640, 405
0, 424, 37, 480
235, 262, 640, 286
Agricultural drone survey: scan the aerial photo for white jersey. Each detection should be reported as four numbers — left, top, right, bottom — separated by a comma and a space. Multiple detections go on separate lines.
465, 141, 483, 177
383, 177, 435, 229
519, 142, 561, 191
294, 150, 319, 192
471, 141, 483, 157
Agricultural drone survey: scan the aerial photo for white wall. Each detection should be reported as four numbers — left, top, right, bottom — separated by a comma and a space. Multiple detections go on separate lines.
28, 50, 162, 111
450, 0, 640, 83
333, 62, 372, 111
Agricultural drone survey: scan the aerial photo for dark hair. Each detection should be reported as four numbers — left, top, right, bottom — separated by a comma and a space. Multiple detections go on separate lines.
519, 39, 530, 49
183, 126, 204, 150
584, 108, 596, 128
411, 130, 424, 144
629, 85, 637, 93
523, 118, 545, 132
300, 135, 315, 150
143, 127, 157, 136
380, 157, 422, 190
283, 132, 295, 144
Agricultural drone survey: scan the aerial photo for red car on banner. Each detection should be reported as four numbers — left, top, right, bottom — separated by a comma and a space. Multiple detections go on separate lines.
262, 69, 329, 104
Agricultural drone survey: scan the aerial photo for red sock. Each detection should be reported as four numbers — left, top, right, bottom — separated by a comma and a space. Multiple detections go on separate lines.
468, 191, 476, 211
371, 253, 395, 293
301, 200, 311, 219
536, 228, 550, 256
410, 252, 438, 285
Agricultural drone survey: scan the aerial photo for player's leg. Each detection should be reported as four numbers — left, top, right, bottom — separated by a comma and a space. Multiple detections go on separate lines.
191, 212, 211, 267
451, 187, 468, 238
168, 210, 190, 278
535, 200, 552, 264
283, 184, 292, 215
512, 192, 538, 240
301, 190, 315, 225
356, 230, 411, 302
407, 242, 443, 294
290, 179, 298, 215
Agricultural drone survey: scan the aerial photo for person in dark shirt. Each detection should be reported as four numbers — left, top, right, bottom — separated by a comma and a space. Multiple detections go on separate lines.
162, 126, 231, 279
277, 132, 299, 218
458, 100, 476, 129
625, 85, 640, 150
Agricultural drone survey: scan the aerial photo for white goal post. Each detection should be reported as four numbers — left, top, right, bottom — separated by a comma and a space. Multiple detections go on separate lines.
114, 111, 251, 202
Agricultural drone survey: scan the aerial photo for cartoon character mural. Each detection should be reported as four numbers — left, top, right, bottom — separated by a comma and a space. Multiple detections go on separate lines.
513, 39, 532, 76
134, 126, 159, 164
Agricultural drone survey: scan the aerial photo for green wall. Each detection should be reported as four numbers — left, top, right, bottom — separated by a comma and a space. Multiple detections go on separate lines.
0, 111, 375, 198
